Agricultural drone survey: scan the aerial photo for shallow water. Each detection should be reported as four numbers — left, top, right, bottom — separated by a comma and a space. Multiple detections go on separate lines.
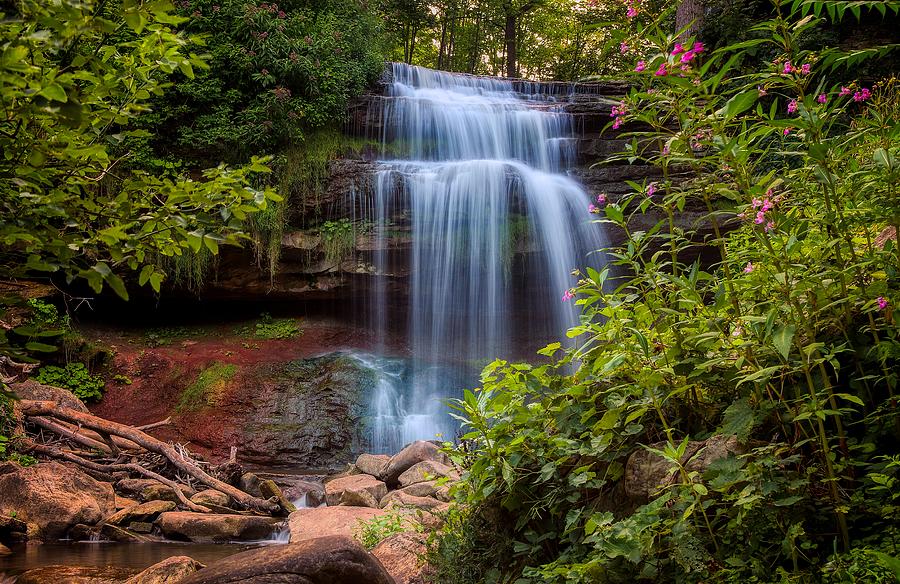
0, 541, 269, 576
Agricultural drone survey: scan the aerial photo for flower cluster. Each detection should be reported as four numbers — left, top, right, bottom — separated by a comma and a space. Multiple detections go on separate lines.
787, 99, 798, 114
690, 127, 713, 151
878, 296, 889, 311
646, 183, 657, 197
610, 101, 628, 130
853, 88, 872, 102
624, 0, 640, 18
781, 61, 812, 75
562, 289, 575, 302
272, 86, 292, 101
738, 190, 782, 232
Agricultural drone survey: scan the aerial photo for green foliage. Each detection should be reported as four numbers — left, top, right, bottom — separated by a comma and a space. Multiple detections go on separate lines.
354, 509, 421, 549
432, 3, 900, 583
132, 0, 384, 165
144, 327, 195, 347
176, 362, 237, 412
319, 219, 356, 266
35, 363, 105, 403
236, 313, 303, 340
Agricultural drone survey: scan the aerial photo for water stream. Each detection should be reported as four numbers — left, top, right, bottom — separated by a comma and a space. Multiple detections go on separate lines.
364, 64, 606, 452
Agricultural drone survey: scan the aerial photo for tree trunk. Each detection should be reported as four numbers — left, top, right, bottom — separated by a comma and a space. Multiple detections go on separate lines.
408, 26, 418, 64
437, 9, 449, 69
505, 13, 517, 78
676, 0, 704, 38
469, 14, 482, 73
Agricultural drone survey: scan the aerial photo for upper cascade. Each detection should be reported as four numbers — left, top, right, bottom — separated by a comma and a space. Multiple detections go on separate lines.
381, 62, 575, 169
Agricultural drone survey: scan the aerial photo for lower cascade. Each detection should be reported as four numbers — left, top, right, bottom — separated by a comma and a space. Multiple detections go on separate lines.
363, 63, 607, 452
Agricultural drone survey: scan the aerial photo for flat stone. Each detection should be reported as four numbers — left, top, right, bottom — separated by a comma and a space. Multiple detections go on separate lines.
105, 500, 175, 527
156, 511, 281, 543
190, 489, 231, 508
179, 535, 394, 584
130, 521, 154, 534
289, 506, 386, 543
372, 532, 431, 584
101, 523, 151, 543
325, 474, 388, 507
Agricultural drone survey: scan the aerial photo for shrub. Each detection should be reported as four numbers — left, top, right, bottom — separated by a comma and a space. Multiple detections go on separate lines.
34, 363, 105, 402
354, 509, 420, 550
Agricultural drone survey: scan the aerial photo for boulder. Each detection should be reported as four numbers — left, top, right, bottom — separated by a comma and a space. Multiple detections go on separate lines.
0, 461, 115, 539
100, 523, 152, 543
325, 474, 388, 507
339, 489, 380, 508
0, 513, 28, 544
131, 522, 154, 534
105, 500, 175, 527
372, 532, 431, 584
141, 483, 195, 504
323, 463, 361, 485
289, 506, 385, 543
398, 480, 438, 498
259, 479, 297, 514
190, 489, 231, 508
380, 441, 450, 486
397, 460, 458, 487
124, 556, 206, 584
179, 535, 394, 584
156, 511, 281, 543
16, 566, 138, 584
624, 435, 744, 501
9, 380, 88, 412
238, 472, 262, 497
355, 453, 390, 477
115, 496, 140, 510
116, 478, 163, 497
380, 491, 443, 512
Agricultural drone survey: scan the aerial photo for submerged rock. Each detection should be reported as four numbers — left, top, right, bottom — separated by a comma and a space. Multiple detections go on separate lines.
16, 565, 138, 584
156, 511, 281, 543
180, 535, 393, 584
124, 556, 205, 584
0, 461, 115, 540
289, 506, 385, 542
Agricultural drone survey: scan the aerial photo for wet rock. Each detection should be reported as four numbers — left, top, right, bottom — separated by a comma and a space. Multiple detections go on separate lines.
624, 435, 744, 501
0, 542, 11, 555
180, 535, 393, 584
105, 500, 175, 527
9, 380, 88, 412
190, 489, 231, 508
355, 453, 390, 477
325, 474, 388, 507
115, 496, 140, 510
259, 480, 296, 514
16, 565, 138, 584
0, 461, 115, 540
130, 521, 154, 534
124, 556, 206, 584
380, 491, 444, 512
289, 506, 386, 543
380, 441, 450, 486
100, 523, 152, 543
397, 460, 458, 487
372, 532, 431, 584
0, 513, 28, 544
69, 523, 98, 541
156, 511, 281, 543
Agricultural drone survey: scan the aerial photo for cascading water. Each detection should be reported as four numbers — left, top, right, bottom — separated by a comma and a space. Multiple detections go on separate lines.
363, 64, 606, 453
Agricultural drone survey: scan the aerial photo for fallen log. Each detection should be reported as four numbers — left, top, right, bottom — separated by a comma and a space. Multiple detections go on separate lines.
23, 440, 210, 513
135, 417, 172, 431
28, 416, 112, 454
20, 400, 280, 514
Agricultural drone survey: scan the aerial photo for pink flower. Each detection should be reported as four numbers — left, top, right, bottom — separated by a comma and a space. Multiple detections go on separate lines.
626, 6, 637, 17
744, 262, 754, 273
662, 144, 670, 155
839, 86, 852, 97
787, 99, 798, 114
761, 199, 773, 212
562, 289, 575, 302
620, 42, 629, 54
783, 127, 792, 136
635, 60, 646, 72
765, 221, 775, 232
752, 198, 763, 209
612, 118, 623, 129
680, 51, 696, 63
853, 88, 871, 102
647, 183, 657, 197
800, 63, 811, 75
672, 43, 685, 55
817, 94, 827, 104
588, 203, 598, 213
758, 86, 767, 97
783, 61, 793, 74
755, 211, 766, 224
878, 296, 889, 310
655, 63, 667, 76
597, 193, 607, 205
692, 42, 705, 53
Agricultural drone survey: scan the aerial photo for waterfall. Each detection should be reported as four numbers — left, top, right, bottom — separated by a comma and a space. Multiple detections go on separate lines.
364, 63, 606, 453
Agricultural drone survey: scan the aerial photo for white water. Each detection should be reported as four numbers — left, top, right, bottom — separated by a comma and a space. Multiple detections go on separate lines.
364, 64, 606, 452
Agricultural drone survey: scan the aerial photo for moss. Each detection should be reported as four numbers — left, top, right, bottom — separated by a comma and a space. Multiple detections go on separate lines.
176, 362, 238, 413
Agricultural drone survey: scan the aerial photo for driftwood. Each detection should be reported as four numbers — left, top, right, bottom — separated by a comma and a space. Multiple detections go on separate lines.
28, 416, 113, 454
135, 417, 171, 432
19, 400, 280, 514
23, 440, 210, 513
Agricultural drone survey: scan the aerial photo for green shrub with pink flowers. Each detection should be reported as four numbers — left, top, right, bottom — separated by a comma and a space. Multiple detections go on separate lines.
429, 1, 900, 583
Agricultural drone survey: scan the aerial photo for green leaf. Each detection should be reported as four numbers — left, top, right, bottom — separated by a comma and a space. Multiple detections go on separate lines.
25, 342, 58, 353
772, 324, 796, 360
39, 83, 68, 103
717, 89, 758, 120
